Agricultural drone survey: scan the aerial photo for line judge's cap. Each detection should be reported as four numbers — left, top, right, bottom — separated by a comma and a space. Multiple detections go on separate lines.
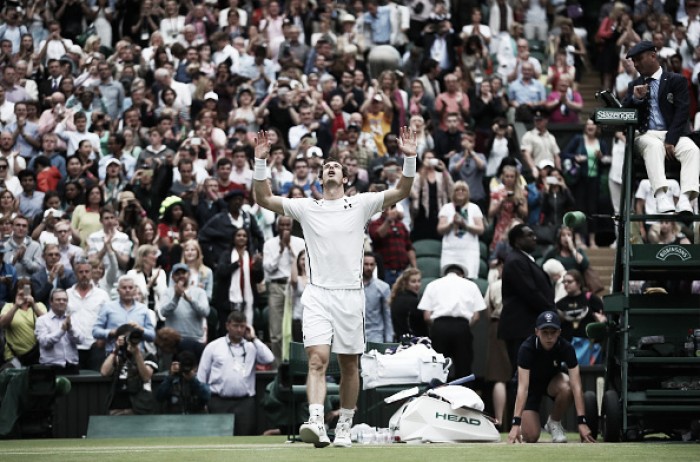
626, 40, 655, 59
536, 311, 561, 330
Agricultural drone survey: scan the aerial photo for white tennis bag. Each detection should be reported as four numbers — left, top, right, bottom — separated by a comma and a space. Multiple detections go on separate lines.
360, 342, 451, 390
388, 385, 501, 443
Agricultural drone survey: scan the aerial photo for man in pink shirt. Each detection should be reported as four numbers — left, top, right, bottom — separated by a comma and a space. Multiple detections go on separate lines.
435, 73, 470, 131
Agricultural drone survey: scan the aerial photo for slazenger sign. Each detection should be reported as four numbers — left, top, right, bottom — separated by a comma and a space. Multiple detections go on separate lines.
655, 245, 692, 261
596, 110, 638, 123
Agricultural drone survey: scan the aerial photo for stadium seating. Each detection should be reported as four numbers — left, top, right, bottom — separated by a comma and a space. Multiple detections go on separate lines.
413, 239, 442, 258
473, 277, 489, 296
416, 256, 442, 279
419, 277, 436, 295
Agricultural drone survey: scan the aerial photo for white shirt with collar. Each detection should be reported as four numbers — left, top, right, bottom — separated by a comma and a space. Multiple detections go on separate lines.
67, 283, 111, 350
196, 335, 274, 397
418, 272, 486, 321
262, 233, 305, 281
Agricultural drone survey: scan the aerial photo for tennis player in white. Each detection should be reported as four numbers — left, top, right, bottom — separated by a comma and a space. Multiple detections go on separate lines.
253, 127, 417, 448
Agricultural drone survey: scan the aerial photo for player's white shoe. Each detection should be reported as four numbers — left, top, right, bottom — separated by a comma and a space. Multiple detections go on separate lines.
300, 419, 330, 448
333, 421, 352, 448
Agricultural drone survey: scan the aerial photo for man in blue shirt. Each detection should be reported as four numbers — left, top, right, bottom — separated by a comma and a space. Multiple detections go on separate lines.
28, 133, 67, 178
35, 288, 84, 374
92, 275, 156, 355
507, 62, 547, 123
7, 102, 40, 160
363, 253, 393, 343
0, 242, 17, 305
364, 0, 393, 45
17, 169, 44, 220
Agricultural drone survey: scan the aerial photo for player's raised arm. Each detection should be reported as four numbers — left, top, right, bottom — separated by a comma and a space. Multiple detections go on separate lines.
253, 130, 285, 215
382, 126, 417, 209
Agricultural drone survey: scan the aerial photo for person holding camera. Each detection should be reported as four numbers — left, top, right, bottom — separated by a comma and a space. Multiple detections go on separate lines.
0, 278, 46, 368
92, 275, 156, 355
100, 323, 158, 415
197, 311, 274, 435
156, 350, 210, 414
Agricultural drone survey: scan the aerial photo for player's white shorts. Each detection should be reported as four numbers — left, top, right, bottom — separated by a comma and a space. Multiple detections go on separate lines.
301, 284, 365, 354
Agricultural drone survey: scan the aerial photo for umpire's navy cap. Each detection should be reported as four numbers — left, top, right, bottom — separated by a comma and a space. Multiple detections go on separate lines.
626, 40, 656, 59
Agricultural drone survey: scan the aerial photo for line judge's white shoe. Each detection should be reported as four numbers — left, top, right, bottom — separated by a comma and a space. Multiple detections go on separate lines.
299, 420, 330, 448
332, 421, 352, 448
676, 194, 693, 214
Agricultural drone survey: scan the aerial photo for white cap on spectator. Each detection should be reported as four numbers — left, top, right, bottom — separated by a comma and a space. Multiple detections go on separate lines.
537, 159, 555, 170
306, 147, 323, 158
341, 14, 356, 23
204, 91, 219, 101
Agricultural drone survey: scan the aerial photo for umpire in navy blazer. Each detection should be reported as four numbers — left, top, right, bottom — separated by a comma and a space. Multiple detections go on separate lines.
621, 40, 700, 215
498, 224, 555, 373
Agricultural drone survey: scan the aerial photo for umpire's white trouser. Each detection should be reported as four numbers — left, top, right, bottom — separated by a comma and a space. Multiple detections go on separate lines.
634, 131, 700, 198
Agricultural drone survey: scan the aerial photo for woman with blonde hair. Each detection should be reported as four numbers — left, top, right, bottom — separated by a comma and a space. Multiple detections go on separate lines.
0, 190, 18, 220
647, 221, 691, 245
127, 244, 167, 315
488, 164, 528, 250
437, 181, 485, 279
389, 268, 427, 340
0, 279, 46, 368
181, 239, 213, 302
409, 114, 434, 160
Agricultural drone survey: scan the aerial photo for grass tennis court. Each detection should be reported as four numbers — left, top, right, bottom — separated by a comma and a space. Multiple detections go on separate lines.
1, 435, 697, 462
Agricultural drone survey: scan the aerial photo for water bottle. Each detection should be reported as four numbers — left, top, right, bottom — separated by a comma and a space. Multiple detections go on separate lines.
358, 429, 376, 444
684, 329, 695, 357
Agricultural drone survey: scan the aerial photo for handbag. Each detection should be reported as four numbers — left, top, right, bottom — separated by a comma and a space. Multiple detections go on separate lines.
583, 266, 605, 296
360, 341, 452, 390
7, 341, 40, 366
571, 336, 602, 365
532, 223, 558, 245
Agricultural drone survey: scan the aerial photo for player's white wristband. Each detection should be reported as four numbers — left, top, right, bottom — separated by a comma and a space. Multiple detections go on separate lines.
253, 157, 267, 181
402, 156, 416, 178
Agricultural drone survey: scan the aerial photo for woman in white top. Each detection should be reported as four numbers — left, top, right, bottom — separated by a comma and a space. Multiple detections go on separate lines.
436, 181, 485, 279
127, 244, 168, 316
289, 249, 307, 343
88, 0, 115, 48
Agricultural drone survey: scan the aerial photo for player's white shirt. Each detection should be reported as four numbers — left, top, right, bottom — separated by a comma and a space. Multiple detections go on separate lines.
283, 192, 385, 290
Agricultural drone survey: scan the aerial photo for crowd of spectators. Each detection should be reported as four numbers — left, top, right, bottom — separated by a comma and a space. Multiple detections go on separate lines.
0, 0, 699, 432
